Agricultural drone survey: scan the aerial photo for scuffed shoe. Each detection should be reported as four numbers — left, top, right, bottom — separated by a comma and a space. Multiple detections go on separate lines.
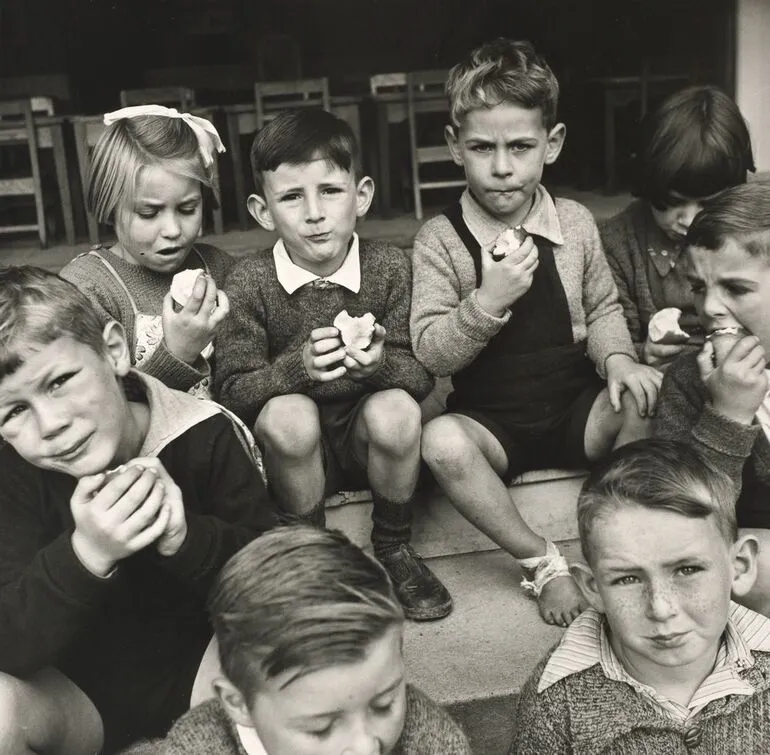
377, 544, 453, 621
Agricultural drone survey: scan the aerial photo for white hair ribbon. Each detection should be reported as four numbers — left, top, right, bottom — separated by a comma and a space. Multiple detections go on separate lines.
103, 104, 226, 168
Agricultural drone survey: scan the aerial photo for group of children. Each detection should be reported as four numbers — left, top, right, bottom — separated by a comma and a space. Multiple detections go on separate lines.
2, 34, 770, 754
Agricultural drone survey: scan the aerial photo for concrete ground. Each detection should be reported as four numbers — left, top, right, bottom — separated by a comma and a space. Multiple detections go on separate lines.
0, 186, 631, 272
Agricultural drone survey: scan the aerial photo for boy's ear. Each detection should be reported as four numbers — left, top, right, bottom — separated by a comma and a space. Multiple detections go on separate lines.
247, 194, 275, 232
355, 176, 375, 218
102, 321, 131, 376
213, 676, 254, 727
730, 533, 759, 598
445, 124, 463, 166
570, 562, 605, 613
544, 122, 566, 166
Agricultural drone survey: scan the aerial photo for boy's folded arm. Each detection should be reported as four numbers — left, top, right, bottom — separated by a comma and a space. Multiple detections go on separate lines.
214, 295, 315, 424
582, 222, 637, 377
151, 416, 277, 595
0, 530, 116, 677
655, 357, 759, 486
411, 235, 509, 376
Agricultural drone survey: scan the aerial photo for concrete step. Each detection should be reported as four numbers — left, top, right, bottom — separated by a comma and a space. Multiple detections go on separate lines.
326, 468, 586, 559
401, 542, 584, 755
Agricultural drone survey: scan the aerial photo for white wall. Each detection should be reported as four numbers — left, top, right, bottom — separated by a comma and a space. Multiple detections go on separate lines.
736, 0, 770, 176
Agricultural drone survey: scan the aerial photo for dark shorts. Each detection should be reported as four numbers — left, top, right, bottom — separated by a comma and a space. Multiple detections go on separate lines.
319, 396, 371, 494
450, 376, 604, 484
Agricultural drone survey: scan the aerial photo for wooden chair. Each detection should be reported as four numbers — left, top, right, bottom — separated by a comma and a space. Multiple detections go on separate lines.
254, 77, 330, 130
406, 70, 465, 220
119, 86, 196, 110
0, 98, 51, 247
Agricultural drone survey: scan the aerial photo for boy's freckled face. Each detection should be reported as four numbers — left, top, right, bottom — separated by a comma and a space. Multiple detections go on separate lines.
246, 625, 406, 755
687, 239, 770, 353
446, 103, 564, 226
255, 158, 373, 278
113, 165, 203, 274
0, 337, 133, 477
587, 506, 734, 680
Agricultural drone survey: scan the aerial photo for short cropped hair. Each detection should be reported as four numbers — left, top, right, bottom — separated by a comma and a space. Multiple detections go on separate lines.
88, 114, 219, 225
632, 85, 755, 209
208, 525, 403, 705
686, 183, 770, 259
0, 267, 106, 380
249, 109, 361, 197
577, 439, 737, 565
446, 38, 559, 130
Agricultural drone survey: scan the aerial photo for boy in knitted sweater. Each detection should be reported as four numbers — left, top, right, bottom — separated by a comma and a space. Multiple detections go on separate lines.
215, 109, 452, 621
513, 439, 770, 754
411, 39, 661, 627
655, 183, 770, 616
123, 526, 471, 755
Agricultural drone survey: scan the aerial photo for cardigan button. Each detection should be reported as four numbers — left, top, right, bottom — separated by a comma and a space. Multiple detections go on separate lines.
684, 725, 702, 749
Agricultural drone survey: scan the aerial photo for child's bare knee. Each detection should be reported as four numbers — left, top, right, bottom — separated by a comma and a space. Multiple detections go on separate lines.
255, 395, 321, 455
362, 390, 421, 449
421, 416, 475, 471
0, 673, 36, 753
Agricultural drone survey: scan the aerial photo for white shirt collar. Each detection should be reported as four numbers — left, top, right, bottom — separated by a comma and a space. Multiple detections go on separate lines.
273, 234, 361, 294
236, 724, 268, 755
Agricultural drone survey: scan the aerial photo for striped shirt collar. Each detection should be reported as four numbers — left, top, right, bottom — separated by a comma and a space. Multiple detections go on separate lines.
459, 184, 564, 249
538, 603, 770, 723
273, 233, 361, 294
236, 724, 268, 755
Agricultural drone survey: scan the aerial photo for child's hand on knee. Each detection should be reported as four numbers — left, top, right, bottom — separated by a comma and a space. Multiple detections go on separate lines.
70, 465, 171, 577
162, 274, 230, 364
123, 458, 187, 557
605, 354, 662, 416
698, 336, 768, 425
303, 327, 347, 382
477, 236, 539, 317
342, 323, 386, 380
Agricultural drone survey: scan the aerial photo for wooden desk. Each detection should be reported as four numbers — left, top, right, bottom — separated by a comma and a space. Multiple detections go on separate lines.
0, 115, 75, 245
587, 74, 690, 194
223, 97, 363, 229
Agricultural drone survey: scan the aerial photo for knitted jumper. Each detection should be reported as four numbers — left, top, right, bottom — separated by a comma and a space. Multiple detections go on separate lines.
121, 685, 471, 755
410, 189, 635, 380
60, 243, 233, 392
216, 239, 433, 427
599, 199, 703, 357
654, 351, 770, 529
513, 649, 770, 754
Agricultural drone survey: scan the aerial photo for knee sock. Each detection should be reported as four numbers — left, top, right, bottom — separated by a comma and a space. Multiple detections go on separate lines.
371, 494, 413, 558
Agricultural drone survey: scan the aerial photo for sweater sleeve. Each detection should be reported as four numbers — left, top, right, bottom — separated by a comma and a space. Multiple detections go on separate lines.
216, 260, 315, 426
509, 658, 571, 755
654, 354, 759, 488
0, 459, 117, 677
411, 220, 510, 377
398, 685, 472, 755
581, 212, 637, 376
599, 212, 645, 355
151, 414, 277, 597
366, 251, 433, 400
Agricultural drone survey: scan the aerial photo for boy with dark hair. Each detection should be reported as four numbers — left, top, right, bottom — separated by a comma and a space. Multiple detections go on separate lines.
125, 526, 471, 754
655, 182, 770, 615
215, 108, 452, 621
600, 85, 755, 370
411, 38, 660, 626
513, 438, 770, 754
0, 267, 275, 753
